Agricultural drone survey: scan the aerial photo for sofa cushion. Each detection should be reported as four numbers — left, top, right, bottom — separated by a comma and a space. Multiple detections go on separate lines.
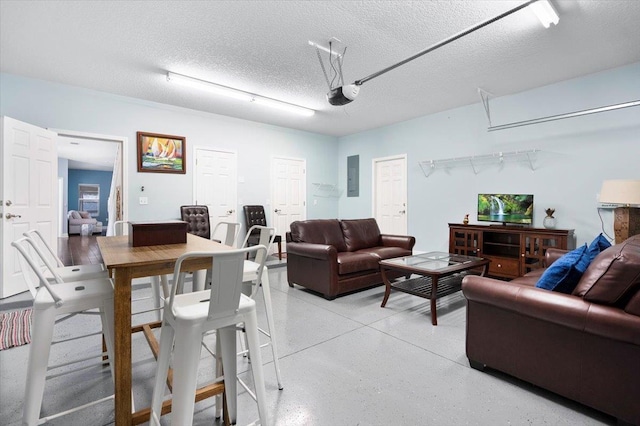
70, 210, 82, 220
573, 236, 640, 305
625, 290, 640, 316
535, 244, 588, 293
340, 218, 381, 252
336, 252, 379, 275
587, 233, 612, 263
357, 246, 412, 260
289, 219, 347, 252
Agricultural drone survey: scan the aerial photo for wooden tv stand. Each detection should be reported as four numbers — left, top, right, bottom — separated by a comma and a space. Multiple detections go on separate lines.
448, 223, 575, 279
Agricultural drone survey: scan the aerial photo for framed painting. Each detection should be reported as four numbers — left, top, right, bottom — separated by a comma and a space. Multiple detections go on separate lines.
137, 132, 186, 174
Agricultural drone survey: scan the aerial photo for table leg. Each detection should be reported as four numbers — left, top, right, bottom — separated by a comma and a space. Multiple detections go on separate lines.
380, 268, 392, 307
113, 268, 133, 426
430, 276, 439, 326
480, 263, 489, 277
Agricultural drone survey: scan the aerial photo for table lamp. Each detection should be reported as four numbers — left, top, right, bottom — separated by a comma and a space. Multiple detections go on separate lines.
599, 180, 640, 244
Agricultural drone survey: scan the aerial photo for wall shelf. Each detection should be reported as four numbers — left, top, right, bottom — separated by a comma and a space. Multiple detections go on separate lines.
312, 182, 342, 198
419, 149, 538, 177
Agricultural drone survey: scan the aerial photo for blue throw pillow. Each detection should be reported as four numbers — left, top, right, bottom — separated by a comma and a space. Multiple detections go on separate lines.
535, 244, 588, 294
587, 233, 612, 263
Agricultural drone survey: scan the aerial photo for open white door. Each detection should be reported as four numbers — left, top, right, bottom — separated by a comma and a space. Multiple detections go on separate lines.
1, 117, 58, 298
194, 148, 238, 242
373, 154, 407, 235
271, 157, 306, 252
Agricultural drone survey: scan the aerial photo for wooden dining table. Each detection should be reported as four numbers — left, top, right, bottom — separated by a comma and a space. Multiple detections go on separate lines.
97, 233, 232, 425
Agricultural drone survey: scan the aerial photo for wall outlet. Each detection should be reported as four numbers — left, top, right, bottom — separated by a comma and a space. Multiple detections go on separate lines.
139, 197, 148, 205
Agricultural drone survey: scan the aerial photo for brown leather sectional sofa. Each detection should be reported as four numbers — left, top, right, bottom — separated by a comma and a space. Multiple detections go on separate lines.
286, 218, 415, 299
462, 235, 640, 425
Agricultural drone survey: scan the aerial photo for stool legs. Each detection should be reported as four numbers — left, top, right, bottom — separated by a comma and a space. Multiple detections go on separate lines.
170, 324, 203, 426
150, 322, 174, 425
259, 269, 284, 390
218, 326, 238, 425
22, 308, 56, 426
243, 310, 269, 425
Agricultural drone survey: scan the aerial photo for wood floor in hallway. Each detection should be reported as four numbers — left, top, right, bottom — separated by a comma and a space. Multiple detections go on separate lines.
57, 235, 103, 266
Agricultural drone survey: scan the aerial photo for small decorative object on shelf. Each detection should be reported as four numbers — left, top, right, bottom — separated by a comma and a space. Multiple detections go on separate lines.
463, 214, 469, 225
543, 208, 556, 229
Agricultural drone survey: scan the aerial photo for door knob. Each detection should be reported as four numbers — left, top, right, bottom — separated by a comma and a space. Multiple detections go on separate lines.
399, 210, 406, 214
226, 209, 234, 214
5, 213, 21, 219
5, 200, 11, 206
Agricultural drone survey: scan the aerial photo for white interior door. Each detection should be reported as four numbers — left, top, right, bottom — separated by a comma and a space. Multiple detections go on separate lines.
195, 148, 238, 242
373, 155, 407, 235
271, 157, 306, 252
1, 116, 58, 298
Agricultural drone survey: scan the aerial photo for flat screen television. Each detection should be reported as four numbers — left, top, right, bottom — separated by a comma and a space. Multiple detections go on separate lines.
477, 194, 534, 225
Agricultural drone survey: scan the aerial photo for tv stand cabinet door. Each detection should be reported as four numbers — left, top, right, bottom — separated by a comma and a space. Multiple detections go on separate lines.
449, 225, 481, 257
521, 232, 569, 275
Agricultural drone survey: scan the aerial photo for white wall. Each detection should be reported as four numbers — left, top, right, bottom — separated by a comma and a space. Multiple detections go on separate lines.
338, 62, 640, 252
0, 73, 340, 227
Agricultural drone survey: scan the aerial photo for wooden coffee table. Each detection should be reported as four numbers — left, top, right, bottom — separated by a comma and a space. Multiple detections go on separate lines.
380, 252, 489, 325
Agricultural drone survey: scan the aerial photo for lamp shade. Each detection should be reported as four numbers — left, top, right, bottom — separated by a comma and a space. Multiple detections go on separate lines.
599, 180, 640, 206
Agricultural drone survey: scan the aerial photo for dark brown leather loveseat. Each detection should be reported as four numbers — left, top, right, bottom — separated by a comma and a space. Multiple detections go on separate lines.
286, 218, 415, 299
462, 235, 640, 425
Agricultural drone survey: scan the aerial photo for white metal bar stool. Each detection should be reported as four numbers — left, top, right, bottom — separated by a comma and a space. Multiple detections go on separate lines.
12, 237, 116, 426
150, 246, 270, 426
212, 221, 242, 247
239, 225, 284, 391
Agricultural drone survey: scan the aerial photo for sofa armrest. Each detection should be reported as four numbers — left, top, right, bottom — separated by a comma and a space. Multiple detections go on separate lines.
380, 234, 416, 250
462, 275, 640, 346
286, 241, 337, 261
545, 248, 568, 267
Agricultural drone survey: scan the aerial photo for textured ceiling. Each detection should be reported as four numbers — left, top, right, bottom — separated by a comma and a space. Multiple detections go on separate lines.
1, 1, 639, 137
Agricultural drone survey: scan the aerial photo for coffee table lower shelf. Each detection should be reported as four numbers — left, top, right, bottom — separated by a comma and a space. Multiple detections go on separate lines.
389, 272, 470, 300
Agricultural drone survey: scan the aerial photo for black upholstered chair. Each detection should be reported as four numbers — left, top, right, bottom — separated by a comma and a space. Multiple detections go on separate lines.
180, 205, 210, 239
243, 205, 282, 260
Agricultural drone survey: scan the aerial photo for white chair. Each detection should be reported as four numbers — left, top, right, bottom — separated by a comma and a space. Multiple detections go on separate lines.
211, 221, 242, 247
150, 246, 269, 426
239, 225, 284, 391
24, 229, 106, 283
12, 237, 116, 426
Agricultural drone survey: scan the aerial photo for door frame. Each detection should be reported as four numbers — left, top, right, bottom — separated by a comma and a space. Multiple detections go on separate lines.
372, 154, 408, 233
50, 129, 129, 231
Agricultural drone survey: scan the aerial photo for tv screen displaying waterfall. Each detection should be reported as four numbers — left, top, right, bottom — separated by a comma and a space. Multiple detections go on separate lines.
477, 194, 534, 225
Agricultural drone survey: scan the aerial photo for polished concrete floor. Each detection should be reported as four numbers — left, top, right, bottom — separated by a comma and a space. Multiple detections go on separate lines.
0, 266, 616, 426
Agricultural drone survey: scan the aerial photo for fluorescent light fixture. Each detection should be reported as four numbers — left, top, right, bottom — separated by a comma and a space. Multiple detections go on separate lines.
530, 0, 559, 28
167, 72, 315, 117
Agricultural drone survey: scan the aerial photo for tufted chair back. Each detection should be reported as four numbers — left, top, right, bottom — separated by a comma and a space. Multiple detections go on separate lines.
243, 205, 268, 231
180, 205, 210, 239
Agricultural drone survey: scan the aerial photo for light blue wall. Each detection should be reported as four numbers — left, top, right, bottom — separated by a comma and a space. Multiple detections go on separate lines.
338, 62, 640, 252
0, 74, 340, 231
2, 62, 638, 249
68, 169, 113, 225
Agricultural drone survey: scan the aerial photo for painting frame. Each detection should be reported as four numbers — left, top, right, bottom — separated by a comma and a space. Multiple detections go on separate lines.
137, 132, 186, 174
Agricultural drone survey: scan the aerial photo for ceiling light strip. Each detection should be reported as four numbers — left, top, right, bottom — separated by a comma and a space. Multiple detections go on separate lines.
166, 72, 315, 117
